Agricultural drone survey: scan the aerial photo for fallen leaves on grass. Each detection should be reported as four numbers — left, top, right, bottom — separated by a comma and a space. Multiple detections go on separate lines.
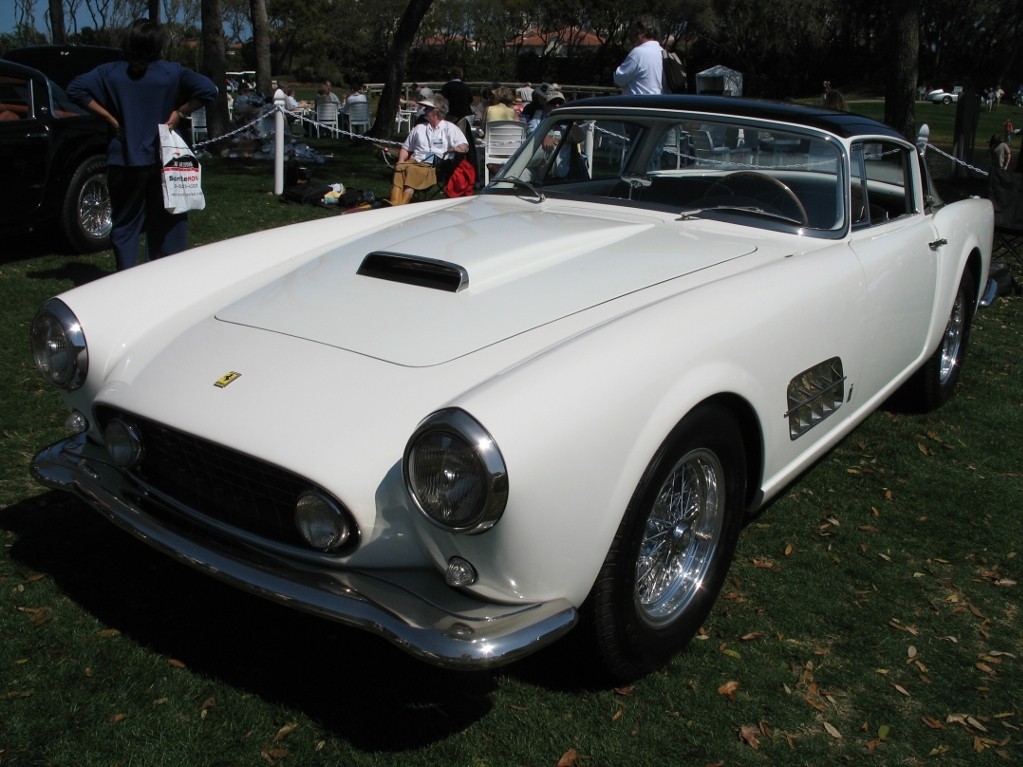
275, 722, 299, 741
200, 696, 215, 720
738, 724, 760, 749
717, 680, 740, 700
889, 618, 920, 636
867, 728, 892, 756
718, 643, 741, 659
0, 690, 33, 700
823, 721, 842, 739
557, 747, 591, 766
16, 606, 52, 626
946, 713, 988, 732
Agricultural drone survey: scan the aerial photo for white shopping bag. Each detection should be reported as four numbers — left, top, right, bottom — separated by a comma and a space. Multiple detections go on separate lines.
159, 124, 205, 214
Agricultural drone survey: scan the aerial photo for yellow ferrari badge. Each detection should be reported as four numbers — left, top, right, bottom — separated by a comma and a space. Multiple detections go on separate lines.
214, 371, 242, 388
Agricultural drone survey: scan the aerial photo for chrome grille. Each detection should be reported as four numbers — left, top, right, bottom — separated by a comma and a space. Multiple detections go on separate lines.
95, 407, 350, 552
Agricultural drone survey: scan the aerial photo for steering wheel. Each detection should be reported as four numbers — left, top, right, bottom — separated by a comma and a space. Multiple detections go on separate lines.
710, 171, 809, 226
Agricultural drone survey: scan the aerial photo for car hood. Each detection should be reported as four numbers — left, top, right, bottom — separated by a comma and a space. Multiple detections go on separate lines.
216, 198, 758, 366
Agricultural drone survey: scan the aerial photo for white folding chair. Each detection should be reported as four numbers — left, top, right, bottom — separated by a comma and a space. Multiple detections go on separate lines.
314, 100, 339, 138
190, 107, 208, 143
395, 107, 414, 134
482, 120, 526, 184
343, 101, 371, 134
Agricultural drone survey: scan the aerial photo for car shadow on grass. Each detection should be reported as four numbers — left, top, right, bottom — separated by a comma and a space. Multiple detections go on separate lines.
1, 491, 499, 750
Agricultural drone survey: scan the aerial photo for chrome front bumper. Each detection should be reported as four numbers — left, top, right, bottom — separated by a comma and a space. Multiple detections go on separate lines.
31, 433, 577, 669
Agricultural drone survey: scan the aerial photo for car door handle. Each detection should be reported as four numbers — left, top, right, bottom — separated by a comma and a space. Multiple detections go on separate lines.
929, 238, 948, 251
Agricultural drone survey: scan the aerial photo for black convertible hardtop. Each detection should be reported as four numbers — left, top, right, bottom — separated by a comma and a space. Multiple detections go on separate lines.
561, 94, 905, 142
2, 44, 122, 89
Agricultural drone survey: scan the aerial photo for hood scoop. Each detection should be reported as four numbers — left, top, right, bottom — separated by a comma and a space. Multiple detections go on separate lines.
357, 251, 469, 293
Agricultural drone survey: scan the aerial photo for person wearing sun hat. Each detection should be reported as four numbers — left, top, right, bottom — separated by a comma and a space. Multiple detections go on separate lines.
389, 93, 469, 205
526, 85, 566, 136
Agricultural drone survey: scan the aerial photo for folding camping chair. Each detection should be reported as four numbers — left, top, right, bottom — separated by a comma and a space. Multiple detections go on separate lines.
988, 168, 1023, 274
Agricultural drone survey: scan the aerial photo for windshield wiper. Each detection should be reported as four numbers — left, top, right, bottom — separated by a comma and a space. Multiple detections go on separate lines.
679, 204, 803, 225
495, 176, 545, 202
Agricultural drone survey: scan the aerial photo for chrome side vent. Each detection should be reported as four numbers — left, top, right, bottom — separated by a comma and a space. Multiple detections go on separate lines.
357, 251, 468, 292
785, 357, 845, 439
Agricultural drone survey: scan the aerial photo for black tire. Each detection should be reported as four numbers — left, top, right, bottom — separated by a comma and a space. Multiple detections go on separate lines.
60, 155, 112, 253
899, 269, 976, 412
942, 95, 952, 105
585, 405, 747, 682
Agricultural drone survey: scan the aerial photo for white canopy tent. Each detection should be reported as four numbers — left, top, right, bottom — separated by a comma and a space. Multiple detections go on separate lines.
695, 65, 743, 97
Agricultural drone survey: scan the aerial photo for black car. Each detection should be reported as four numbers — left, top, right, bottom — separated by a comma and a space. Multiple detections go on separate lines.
0, 45, 121, 252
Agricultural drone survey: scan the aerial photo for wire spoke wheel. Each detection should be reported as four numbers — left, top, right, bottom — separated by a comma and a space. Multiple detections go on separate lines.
586, 405, 746, 682
938, 286, 967, 384
634, 448, 724, 627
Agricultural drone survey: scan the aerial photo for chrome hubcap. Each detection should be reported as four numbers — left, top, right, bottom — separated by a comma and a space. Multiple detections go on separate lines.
634, 448, 725, 627
80, 174, 113, 239
938, 289, 966, 384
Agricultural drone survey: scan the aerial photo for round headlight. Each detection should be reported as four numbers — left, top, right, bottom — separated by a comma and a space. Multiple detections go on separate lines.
403, 409, 508, 534
104, 418, 144, 468
30, 299, 88, 390
295, 491, 351, 551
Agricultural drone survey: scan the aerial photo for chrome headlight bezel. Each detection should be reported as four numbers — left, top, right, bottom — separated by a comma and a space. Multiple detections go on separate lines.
30, 298, 88, 390
403, 408, 508, 535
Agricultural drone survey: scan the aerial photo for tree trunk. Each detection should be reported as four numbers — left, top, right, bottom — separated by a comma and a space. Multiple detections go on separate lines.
149, 0, 160, 22
372, 0, 434, 139
201, 0, 230, 141
47, 0, 65, 44
884, 0, 919, 141
249, 0, 273, 99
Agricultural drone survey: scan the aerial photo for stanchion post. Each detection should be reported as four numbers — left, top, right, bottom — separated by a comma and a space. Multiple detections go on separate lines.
273, 89, 286, 195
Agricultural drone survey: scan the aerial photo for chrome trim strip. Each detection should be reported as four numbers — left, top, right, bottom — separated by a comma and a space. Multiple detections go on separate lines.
31, 434, 577, 669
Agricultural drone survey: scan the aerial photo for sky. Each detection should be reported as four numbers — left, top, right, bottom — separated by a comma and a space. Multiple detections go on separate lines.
1, 5, 96, 38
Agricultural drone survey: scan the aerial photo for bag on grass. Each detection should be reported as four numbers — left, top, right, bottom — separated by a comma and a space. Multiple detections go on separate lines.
159, 124, 205, 214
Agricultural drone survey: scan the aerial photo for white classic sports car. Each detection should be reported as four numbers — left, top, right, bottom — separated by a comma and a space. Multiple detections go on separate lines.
31, 95, 993, 681
926, 87, 962, 104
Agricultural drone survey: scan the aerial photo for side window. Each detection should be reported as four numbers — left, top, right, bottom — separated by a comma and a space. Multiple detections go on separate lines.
590, 120, 634, 177
850, 141, 913, 227
0, 73, 33, 121
50, 82, 88, 119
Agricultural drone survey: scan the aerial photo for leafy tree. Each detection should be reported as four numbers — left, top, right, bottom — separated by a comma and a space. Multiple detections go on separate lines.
372, 0, 434, 137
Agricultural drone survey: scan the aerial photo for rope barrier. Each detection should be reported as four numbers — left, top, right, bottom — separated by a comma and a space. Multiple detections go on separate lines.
190, 104, 404, 152
920, 142, 990, 177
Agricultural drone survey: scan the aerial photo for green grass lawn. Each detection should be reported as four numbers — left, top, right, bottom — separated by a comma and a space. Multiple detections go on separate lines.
1, 123, 1021, 766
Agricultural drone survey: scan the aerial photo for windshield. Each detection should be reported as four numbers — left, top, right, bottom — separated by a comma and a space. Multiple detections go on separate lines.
490, 113, 846, 233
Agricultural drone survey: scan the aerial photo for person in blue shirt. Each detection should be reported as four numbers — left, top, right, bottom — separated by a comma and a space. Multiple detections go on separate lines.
68, 18, 217, 271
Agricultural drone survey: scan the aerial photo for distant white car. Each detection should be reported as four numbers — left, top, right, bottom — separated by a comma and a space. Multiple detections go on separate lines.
927, 87, 962, 104
31, 95, 994, 682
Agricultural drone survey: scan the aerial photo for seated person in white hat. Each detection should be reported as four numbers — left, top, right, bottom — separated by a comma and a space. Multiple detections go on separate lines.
389, 94, 469, 205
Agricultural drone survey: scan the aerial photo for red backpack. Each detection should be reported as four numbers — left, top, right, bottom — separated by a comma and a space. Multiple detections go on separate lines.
445, 158, 476, 197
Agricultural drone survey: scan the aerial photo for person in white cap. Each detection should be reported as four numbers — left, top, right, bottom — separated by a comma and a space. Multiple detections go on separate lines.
389, 93, 469, 205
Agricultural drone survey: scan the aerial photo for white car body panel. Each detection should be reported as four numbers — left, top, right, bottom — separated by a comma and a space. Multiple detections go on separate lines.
31, 95, 994, 670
